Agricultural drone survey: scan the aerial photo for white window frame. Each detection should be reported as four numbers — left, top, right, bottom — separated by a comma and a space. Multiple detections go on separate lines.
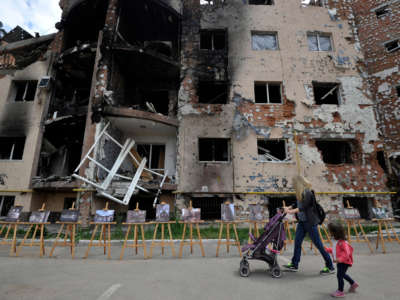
384, 39, 400, 53
251, 32, 279, 51
12, 80, 37, 102
0, 196, 15, 216
254, 82, 283, 104
257, 139, 289, 163
307, 32, 332, 51
0, 137, 25, 160
136, 144, 166, 172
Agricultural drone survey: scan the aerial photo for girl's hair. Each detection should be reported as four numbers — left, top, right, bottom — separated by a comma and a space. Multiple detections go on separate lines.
292, 175, 312, 202
328, 222, 347, 240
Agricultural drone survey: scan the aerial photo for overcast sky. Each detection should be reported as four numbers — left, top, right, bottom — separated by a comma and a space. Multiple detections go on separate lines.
0, 0, 62, 36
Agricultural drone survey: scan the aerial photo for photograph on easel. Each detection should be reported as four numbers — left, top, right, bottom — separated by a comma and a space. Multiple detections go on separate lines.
343, 208, 361, 219
181, 208, 201, 222
221, 203, 235, 221
29, 211, 50, 223
372, 207, 389, 219
126, 210, 146, 223
249, 204, 264, 221
156, 204, 170, 222
5, 206, 23, 222
60, 210, 80, 222
94, 210, 115, 223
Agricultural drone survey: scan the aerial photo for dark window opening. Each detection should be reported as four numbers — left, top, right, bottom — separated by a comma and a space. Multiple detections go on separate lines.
191, 197, 224, 220
200, 30, 226, 50
307, 0, 324, 6
396, 85, 400, 97
258, 139, 287, 161
13, 80, 37, 102
376, 6, 390, 18
0, 137, 25, 160
268, 196, 296, 218
249, 0, 274, 5
128, 193, 157, 221
137, 144, 165, 171
254, 82, 282, 103
198, 81, 228, 104
143, 91, 170, 115
315, 140, 353, 164
385, 40, 400, 53
343, 197, 371, 219
0, 196, 15, 216
377, 151, 387, 172
64, 198, 76, 210
199, 138, 230, 162
313, 82, 340, 105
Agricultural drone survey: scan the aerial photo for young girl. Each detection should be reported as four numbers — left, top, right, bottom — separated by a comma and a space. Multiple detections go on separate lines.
326, 222, 359, 298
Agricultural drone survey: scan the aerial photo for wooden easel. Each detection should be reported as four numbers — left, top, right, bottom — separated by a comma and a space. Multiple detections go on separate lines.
372, 201, 400, 253
0, 220, 21, 256
120, 203, 148, 259
246, 202, 268, 244
84, 202, 116, 259
178, 201, 205, 257
344, 200, 373, 253
216, 201, 242, 257
16, 203, 50, 257
149, 202, 175, 258
49, 202, 80, 258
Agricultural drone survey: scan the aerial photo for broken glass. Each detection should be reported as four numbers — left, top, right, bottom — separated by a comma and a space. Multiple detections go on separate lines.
252, 34, 277, 50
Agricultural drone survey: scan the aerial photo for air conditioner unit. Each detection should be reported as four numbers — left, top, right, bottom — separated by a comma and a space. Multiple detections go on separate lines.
38, 76, 51, 89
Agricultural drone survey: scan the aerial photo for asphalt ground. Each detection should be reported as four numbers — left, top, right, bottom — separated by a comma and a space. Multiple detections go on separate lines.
0, 238, 399, 300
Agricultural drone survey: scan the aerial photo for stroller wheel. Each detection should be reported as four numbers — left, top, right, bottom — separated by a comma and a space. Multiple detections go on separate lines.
239, 259, 250, 277
271, 266, 281, 278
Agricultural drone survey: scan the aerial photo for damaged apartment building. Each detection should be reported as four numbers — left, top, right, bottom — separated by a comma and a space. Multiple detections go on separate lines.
0, 0, 396, 224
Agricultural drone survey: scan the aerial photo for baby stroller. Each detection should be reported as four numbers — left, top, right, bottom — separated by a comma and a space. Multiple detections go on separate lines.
239, 211, 286, 278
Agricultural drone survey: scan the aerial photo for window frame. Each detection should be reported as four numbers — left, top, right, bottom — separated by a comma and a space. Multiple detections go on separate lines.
251, 31, 279, 51
384, 39, 400, 53
199, 29, 227, 51
257, 139, 289, 163
0, 196, 15, 216
198, 138, 231, 163
312, 82, 341, 105
315, 140, 354, 165
374, 5, 391, 19
136, 143, 166, 172
254, 82, 283, 104
307, 32, 333, 52
11, 80, 38, 102
0, 137, 26, 161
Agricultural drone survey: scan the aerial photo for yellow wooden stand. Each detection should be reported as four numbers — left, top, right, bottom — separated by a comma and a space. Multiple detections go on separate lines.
148, 221, 176, 258
120, 203, 148, 259
84, 202, 116, 259
0, 221, 21, 256
215, 220, 242, 257
247, 220, 269, 243
16, 204, 50, 257
49, 203, 80, 258
373, 219, 400, 253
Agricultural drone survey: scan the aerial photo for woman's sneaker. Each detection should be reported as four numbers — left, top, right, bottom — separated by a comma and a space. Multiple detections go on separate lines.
331, 290, 345, 298
348, 283, 359, 293
320, 267, 335, 275
283, 262, 298, 272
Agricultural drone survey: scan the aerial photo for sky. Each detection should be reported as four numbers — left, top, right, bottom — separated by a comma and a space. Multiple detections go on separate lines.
0, 0, 62, 36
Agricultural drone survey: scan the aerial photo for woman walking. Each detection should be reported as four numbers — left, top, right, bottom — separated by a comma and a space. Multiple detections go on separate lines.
283, 175, 335, 274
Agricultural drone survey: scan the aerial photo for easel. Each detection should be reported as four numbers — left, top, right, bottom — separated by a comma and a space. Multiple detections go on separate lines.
49, 202, 80, 258
16, 204, 50, 257
0, 219, 22, 256
216, 201, 242, 257
178, 201, 205, 257
120, 203, 148, 259
84, 202, 116, 259
149, 202, 175, 258
344, 201, 373, 253
372, 201, 400, 253
246, 202, 268, 244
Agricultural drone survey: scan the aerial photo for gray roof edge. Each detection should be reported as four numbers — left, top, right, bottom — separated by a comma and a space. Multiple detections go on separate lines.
0, 33, 57, 53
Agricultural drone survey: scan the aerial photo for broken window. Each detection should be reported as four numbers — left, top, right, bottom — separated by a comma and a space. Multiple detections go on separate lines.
258, 139, 288, 162
377, 151, 387, 172
200, 0, 226, 5
313, 82, 340, 105
191, 197, 224, 220
302, 0, 324, 6
198, 81, 228, 104
12, 80, 38, 102
199, 138, 230, 162
0, 196, 15, 216
137, 144, 165, 172
254, 82, 282, 103
315, 140, 353, 164
375, 5, 390, 18
307, 33, 332, 51
267, 196, 296, 218
0, 137, 25, 160
63, 198, 76, 210
396, 85, 400, 97
249, 0, 274, 5
343, 197, 372, 219
385, 39, 400, 53
143, 91, 170, 115
128, 194, 157, 220
251, 32, 278, 50
200, 30, 226, 50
